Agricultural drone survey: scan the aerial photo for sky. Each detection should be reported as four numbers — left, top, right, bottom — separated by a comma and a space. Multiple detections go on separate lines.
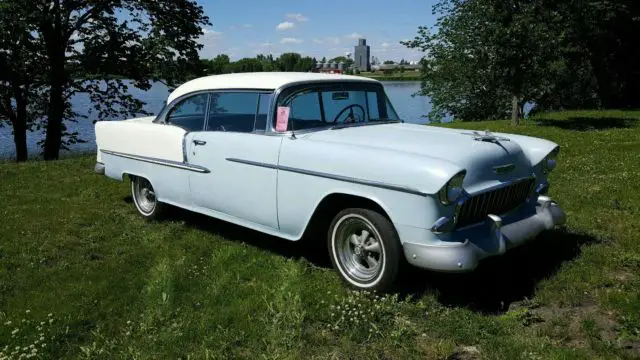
196, 0, 439, 62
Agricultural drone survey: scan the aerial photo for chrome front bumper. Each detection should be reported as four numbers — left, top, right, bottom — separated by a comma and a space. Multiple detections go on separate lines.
403, 196, 566, 272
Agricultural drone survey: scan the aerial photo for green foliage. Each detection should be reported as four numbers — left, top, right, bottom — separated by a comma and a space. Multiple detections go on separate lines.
0, 1, 47, 162
403, 0, 640, 122
200, 52, 316, 75
0, 0, 211, 160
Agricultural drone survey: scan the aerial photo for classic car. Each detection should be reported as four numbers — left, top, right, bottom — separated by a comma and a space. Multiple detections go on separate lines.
94, 72, 566, 291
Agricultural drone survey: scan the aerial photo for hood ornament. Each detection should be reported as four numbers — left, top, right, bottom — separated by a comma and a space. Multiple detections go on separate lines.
463, 130, 510, 143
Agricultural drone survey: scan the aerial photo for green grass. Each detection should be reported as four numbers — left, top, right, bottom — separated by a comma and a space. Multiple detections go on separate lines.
1, 110, 640, 359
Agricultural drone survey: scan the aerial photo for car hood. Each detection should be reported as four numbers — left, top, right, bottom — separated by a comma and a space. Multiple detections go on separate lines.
302, 123, 535, 189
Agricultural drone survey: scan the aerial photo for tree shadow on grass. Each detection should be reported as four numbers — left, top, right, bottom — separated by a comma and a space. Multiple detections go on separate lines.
149, 202, 598, 314
161, 205, 333, 268
535, 116, 637, 131
397, 227, 601, 314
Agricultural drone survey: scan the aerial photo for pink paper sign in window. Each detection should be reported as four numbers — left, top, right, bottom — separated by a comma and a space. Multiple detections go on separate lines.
275, 106, 290, 132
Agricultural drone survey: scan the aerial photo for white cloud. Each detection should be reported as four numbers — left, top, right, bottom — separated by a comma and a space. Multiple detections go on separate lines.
260, 42, 274, 47
345, 32, 364, 40
243, 24, 253, 28
276, 21, 296, 31
280, 37, 303, 44
286, 13, 309, 22
197, 28, 223, 58
381, 42, 392, 48
201, 28, 222, 36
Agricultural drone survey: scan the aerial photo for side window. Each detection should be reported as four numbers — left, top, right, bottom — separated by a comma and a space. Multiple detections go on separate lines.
288, 91, 323, 130
166, 94, 208, 131
367, 92, 380, 120
255, 94, 272, 132
207, 92, 259, 133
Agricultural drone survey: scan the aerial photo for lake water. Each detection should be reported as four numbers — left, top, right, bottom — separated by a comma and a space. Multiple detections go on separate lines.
0, 81, 431, 160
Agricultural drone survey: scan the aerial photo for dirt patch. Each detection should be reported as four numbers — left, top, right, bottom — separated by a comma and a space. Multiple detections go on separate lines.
446, 345, 481, 360
511, 299, 637, 356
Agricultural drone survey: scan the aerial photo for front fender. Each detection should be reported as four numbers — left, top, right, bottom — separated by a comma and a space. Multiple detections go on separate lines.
495, 132, 559, 168
279, 137, 466, 196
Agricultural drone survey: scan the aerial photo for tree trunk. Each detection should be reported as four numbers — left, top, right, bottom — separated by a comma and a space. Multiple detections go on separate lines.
511, 95, 520, 125
10, 79, 29, 162
12, 119, 28, 162
43, 2, 66, 161
43, 84, 64, 160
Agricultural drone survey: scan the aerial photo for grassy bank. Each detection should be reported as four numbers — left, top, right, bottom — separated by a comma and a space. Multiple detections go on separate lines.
358, 72, 422, 81
1, 110, 639, 359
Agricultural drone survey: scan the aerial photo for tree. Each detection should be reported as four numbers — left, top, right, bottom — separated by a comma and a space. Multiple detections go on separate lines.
277, 53, 302, 72
4, 0, 210, 160
383, 60, 395, 65
295, 57, 315, 72
225, 58, 263, 73
403, 0, 640, 123
554, 0, 640, 109
402, 0, 561, 124
0, 1, 46, 161
204, 54, 231, 75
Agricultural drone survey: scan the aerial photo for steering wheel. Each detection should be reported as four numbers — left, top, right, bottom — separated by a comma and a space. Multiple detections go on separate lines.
333, 104, 366, 124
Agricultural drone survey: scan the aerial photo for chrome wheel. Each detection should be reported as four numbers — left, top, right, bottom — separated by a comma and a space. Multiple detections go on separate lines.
332, 214, 385, 284
132, 177, 156, 215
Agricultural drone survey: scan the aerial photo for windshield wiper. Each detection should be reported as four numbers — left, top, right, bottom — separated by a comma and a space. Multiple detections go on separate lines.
330, 120, 402, 130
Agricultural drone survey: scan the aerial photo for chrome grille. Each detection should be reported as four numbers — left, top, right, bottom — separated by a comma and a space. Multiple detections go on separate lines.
456, 178, 535, 229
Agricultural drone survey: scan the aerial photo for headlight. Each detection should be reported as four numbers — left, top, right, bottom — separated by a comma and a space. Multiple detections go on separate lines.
543, 147, 560, 174
439, 171, 466, 205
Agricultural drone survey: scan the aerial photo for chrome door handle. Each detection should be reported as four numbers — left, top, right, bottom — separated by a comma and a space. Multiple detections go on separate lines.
193, 140, 207, 146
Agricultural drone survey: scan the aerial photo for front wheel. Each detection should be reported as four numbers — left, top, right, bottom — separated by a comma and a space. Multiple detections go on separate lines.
328, 208, 401, 292
131, 176, 165, 220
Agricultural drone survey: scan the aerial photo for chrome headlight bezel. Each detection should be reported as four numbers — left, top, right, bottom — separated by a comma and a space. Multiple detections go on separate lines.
438, 171, 466, 205
542, 146, 560, 174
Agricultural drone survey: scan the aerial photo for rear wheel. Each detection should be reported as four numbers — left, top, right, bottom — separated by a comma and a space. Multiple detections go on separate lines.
328, 208, 401, 292
131, 176, 165, 220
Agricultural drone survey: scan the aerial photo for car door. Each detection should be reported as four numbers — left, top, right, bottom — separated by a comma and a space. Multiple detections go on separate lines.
185, 91, 282, 230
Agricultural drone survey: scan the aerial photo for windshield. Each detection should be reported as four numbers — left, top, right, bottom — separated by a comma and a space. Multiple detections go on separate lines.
274, 82, 401, 132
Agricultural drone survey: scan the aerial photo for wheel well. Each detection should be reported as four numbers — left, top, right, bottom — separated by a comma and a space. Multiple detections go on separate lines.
302, 193, 391, 241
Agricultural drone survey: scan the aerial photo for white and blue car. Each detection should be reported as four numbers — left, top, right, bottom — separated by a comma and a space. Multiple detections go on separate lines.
95, 72, 566, 291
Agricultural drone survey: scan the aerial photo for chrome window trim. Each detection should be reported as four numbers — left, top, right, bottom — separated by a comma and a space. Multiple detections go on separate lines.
156, 88, 276, 126
266, 79, 389, 137
226, 157, 427, 196
158, 92, 211, 131
101, 149, 210, 173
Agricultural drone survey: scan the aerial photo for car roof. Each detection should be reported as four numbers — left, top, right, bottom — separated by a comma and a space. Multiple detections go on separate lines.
166, 72, 380, 104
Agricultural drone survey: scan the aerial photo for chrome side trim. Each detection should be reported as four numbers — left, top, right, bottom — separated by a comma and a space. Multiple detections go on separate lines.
101, 150, 210, 173
226, 158, 278, 169
226, 158, 427, 196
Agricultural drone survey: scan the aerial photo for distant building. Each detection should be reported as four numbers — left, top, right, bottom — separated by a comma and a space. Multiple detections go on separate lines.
354, 39, 370, 72
312, 62, 344, 74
